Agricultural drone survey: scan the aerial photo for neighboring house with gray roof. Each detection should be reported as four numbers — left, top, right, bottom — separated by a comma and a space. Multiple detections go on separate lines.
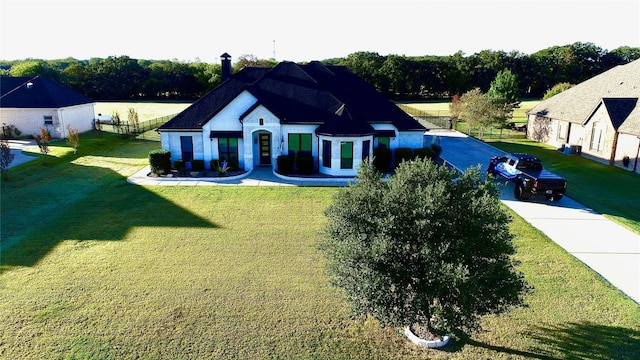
0, 75, 95, 139
158, 54, 426, 176
526, 59, 640, 173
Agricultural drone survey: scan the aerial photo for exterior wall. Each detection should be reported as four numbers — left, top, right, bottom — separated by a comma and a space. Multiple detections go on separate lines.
201, 91, 257, 169
161, 131, 204, 165
371, 124, 399, 148
614, 133, 640, 173
582, 105, 616, 163
567, 123, 586, 147
0, 103, 94, 139
318, 135, 372, 176
241, 105, 283, 171
397, 131, 425, 149
546, 119, 563, 147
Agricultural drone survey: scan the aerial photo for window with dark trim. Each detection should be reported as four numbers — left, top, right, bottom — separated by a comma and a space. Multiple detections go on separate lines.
376, 136, 390, 149
288, 133, 312, 157
322, 140, 331, 168
558, 122, 567, 140
180, 136, 193, 162
44, 116, 53, 125
218, 137, 239, 168
340, 142, 353, 169
362, 140, 370, 161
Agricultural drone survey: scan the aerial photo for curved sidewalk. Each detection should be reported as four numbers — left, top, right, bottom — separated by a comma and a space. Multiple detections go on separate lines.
127, 165, 355, 187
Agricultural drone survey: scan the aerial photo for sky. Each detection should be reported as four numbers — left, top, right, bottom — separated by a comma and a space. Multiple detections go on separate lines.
1, 0, 639, 64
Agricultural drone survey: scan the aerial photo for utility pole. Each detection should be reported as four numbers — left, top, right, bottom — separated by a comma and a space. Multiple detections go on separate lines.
273, 40, 276, 61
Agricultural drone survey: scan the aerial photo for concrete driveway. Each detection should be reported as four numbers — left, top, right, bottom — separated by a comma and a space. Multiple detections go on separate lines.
4, 139, 38, 168
427, 129, 640, 304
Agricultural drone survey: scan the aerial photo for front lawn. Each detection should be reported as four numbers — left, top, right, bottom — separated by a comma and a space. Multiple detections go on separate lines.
1, 133, 639, 358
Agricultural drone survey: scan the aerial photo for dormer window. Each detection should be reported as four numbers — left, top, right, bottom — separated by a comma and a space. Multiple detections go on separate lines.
259, 118, 264, 126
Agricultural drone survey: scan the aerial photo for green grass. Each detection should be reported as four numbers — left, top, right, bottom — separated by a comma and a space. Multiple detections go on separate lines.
94, 101, 191, 121
485, 138, 640, 235
398, 99, 540, 125
1, 133, 639, 359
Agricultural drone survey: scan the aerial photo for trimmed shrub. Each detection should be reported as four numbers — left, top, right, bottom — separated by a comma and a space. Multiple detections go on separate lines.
192, 159, 205, 171
210, 159, 220, 171
228, 159, 239, 171
394, 147, 413, 168
149, 149, 171, 175
373, 148, 392, 172
277, 155, 294, 174
296, 154, 315, 175
174, 160, 185, 171
431, 143, 443, 157
414, 147, 436, 160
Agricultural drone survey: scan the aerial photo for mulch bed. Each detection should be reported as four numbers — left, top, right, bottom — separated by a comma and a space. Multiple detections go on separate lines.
148, 170, 248, 178
409, 323, 446, 341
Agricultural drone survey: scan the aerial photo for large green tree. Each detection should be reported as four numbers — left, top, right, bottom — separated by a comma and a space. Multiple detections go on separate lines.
459, 87, 502, 137
543, 82, 574, 100
320, 159, 530, 338
487, 69, 520, 107
487, 69, 520, 133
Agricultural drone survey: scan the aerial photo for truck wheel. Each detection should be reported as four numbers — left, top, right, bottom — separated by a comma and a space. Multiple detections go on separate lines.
547, 194, 563, 202
514, 183, 531, 200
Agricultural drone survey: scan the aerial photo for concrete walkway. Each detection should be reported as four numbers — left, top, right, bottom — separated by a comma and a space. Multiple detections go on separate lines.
127, 165, 355, 187
5, 139, 38, 168
127, 131, 640, 305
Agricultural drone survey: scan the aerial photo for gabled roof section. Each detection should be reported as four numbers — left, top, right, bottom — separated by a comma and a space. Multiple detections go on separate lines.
584, 98, 638, 131
527, 59, 640, 126
159, 59, 426, 134
0, 75, 93, 108
159, 67, 268, 130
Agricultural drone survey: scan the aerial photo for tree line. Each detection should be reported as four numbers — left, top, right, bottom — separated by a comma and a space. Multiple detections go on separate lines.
1, 42, 638, 101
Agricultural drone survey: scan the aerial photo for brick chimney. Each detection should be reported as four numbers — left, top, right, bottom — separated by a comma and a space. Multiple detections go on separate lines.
221, 53, 232, 81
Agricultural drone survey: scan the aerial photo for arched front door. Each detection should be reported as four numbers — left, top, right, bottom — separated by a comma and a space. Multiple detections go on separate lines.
259, 133, 271, 165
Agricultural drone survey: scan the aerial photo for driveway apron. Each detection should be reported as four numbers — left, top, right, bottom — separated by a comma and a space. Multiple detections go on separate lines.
428, 130, 640, 304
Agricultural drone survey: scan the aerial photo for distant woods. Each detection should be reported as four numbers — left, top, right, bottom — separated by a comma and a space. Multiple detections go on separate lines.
1, 42, 638, 100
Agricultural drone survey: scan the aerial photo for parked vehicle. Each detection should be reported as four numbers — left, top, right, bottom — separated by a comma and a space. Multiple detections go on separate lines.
94, 113, 113, 124
487, 153, 567, 201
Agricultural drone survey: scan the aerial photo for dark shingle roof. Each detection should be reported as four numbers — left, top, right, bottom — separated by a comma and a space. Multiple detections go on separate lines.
0, 75, 93, 108
159, 67, 268, 130
160, 61, 425, 135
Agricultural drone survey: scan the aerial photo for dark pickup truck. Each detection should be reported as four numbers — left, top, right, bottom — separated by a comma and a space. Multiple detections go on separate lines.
487, 153, 568, 202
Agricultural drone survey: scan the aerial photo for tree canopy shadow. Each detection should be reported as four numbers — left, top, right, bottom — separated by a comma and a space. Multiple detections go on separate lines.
525, 321, 640, 360
437, 334, 560, 359
453, 322, 640, 360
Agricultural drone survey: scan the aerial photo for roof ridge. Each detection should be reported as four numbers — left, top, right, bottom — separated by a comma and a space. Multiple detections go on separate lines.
0, 75, 40, 99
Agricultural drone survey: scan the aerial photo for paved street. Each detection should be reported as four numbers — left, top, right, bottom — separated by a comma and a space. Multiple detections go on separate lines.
428, 130, 640, 304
